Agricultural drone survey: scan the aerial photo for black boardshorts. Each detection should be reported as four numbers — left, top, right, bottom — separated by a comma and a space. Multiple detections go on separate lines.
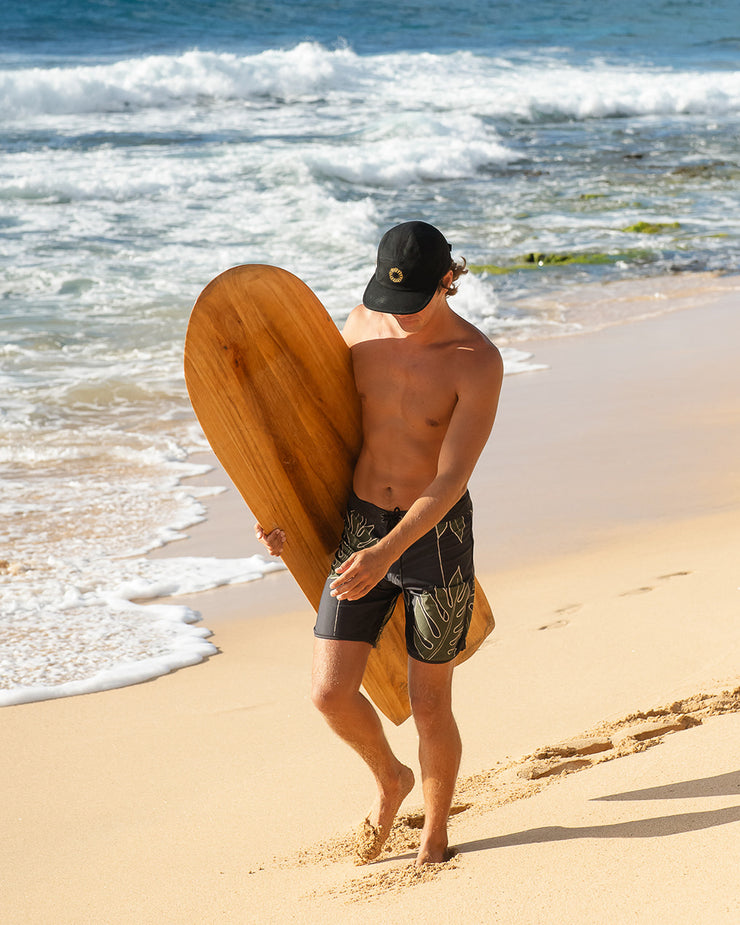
313, 491, 475, 664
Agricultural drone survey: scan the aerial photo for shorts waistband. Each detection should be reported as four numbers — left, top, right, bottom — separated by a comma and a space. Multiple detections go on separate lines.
347, 489, 471, 527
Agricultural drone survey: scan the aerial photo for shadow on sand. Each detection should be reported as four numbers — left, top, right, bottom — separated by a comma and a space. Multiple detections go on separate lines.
454, 804, 740, 854
591, 769, 740, 802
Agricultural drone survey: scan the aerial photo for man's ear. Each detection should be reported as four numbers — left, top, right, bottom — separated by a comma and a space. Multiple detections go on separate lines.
440, 269, 455, 291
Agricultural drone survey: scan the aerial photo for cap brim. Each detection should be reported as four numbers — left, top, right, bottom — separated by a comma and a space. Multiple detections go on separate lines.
362, 274, 437, 315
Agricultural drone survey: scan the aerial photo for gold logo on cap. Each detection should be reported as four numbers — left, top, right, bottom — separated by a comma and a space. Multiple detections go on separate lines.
388, 267, 403, 283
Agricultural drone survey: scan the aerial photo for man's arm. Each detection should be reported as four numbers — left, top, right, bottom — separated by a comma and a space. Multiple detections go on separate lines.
330, 342, 504, 601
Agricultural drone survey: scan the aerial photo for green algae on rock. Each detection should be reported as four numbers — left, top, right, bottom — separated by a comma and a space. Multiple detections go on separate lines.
469, 252, 624, 275
622, 221, 681, 234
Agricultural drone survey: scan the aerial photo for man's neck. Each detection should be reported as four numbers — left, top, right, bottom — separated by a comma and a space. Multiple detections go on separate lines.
385, 295, 454, 342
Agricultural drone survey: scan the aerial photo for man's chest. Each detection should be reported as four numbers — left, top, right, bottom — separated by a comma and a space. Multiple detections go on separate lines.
352, 341, 458, 429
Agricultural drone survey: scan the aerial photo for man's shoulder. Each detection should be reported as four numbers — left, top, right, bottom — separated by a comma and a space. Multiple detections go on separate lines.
342, 304, 373, 347
453, 316, 503, 378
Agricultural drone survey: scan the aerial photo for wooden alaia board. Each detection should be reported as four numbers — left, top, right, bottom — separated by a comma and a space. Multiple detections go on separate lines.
184, 265, 494, 724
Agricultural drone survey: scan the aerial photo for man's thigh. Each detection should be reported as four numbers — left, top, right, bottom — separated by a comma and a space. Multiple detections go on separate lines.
312, 637, 373, 695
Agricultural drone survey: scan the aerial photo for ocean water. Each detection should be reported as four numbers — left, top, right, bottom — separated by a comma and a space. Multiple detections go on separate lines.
2, 0, 739, 704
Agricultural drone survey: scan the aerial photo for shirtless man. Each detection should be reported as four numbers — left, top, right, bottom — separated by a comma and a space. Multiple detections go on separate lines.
257, 221, 503, 866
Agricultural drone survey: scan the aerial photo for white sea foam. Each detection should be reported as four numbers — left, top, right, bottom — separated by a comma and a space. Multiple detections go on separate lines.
0, 555, 285, 706
500, 347, 549, 375
2, 45, 739, 122
306, 113, 518, 186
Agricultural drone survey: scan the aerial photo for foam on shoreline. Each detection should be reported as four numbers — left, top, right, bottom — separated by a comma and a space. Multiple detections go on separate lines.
0, 554, 285, 706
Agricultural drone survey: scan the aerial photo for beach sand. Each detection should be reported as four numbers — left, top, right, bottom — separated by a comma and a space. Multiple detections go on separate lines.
3, 278, 739, 924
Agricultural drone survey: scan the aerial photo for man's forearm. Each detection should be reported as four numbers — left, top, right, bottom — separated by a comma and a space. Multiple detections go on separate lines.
373, 473, 467, 565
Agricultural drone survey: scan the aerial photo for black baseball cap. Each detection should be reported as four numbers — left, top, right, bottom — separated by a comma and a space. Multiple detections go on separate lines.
362, 221, 453, 315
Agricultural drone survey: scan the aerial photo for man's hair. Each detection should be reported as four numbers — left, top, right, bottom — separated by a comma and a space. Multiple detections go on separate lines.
443, 257, 468, 297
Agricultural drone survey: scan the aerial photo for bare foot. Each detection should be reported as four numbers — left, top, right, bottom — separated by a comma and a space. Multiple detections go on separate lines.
355, 764, 415, 864
416, 824, 455, 867
416, 831, 453, 866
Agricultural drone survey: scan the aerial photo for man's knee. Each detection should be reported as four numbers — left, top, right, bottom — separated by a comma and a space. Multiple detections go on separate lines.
410, 691, 452, 731
311, 639, 370, 716
311, 674, 354, 716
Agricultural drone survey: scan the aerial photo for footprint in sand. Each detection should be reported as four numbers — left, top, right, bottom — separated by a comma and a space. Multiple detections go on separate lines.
537, 618, 570, 631
402, 804, 471, 830
536, 603, 580, 631
620, 571, 691, 597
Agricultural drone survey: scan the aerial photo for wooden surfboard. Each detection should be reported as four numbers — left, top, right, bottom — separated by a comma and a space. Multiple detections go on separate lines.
184, 264, 494, 725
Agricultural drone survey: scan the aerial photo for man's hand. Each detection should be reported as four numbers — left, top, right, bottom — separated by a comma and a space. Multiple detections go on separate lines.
255, 523, 286, 557
329, 545, 391, 601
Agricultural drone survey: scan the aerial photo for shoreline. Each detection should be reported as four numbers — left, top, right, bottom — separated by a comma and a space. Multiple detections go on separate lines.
495, 269, 740, 347
4, 278, 740, 922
